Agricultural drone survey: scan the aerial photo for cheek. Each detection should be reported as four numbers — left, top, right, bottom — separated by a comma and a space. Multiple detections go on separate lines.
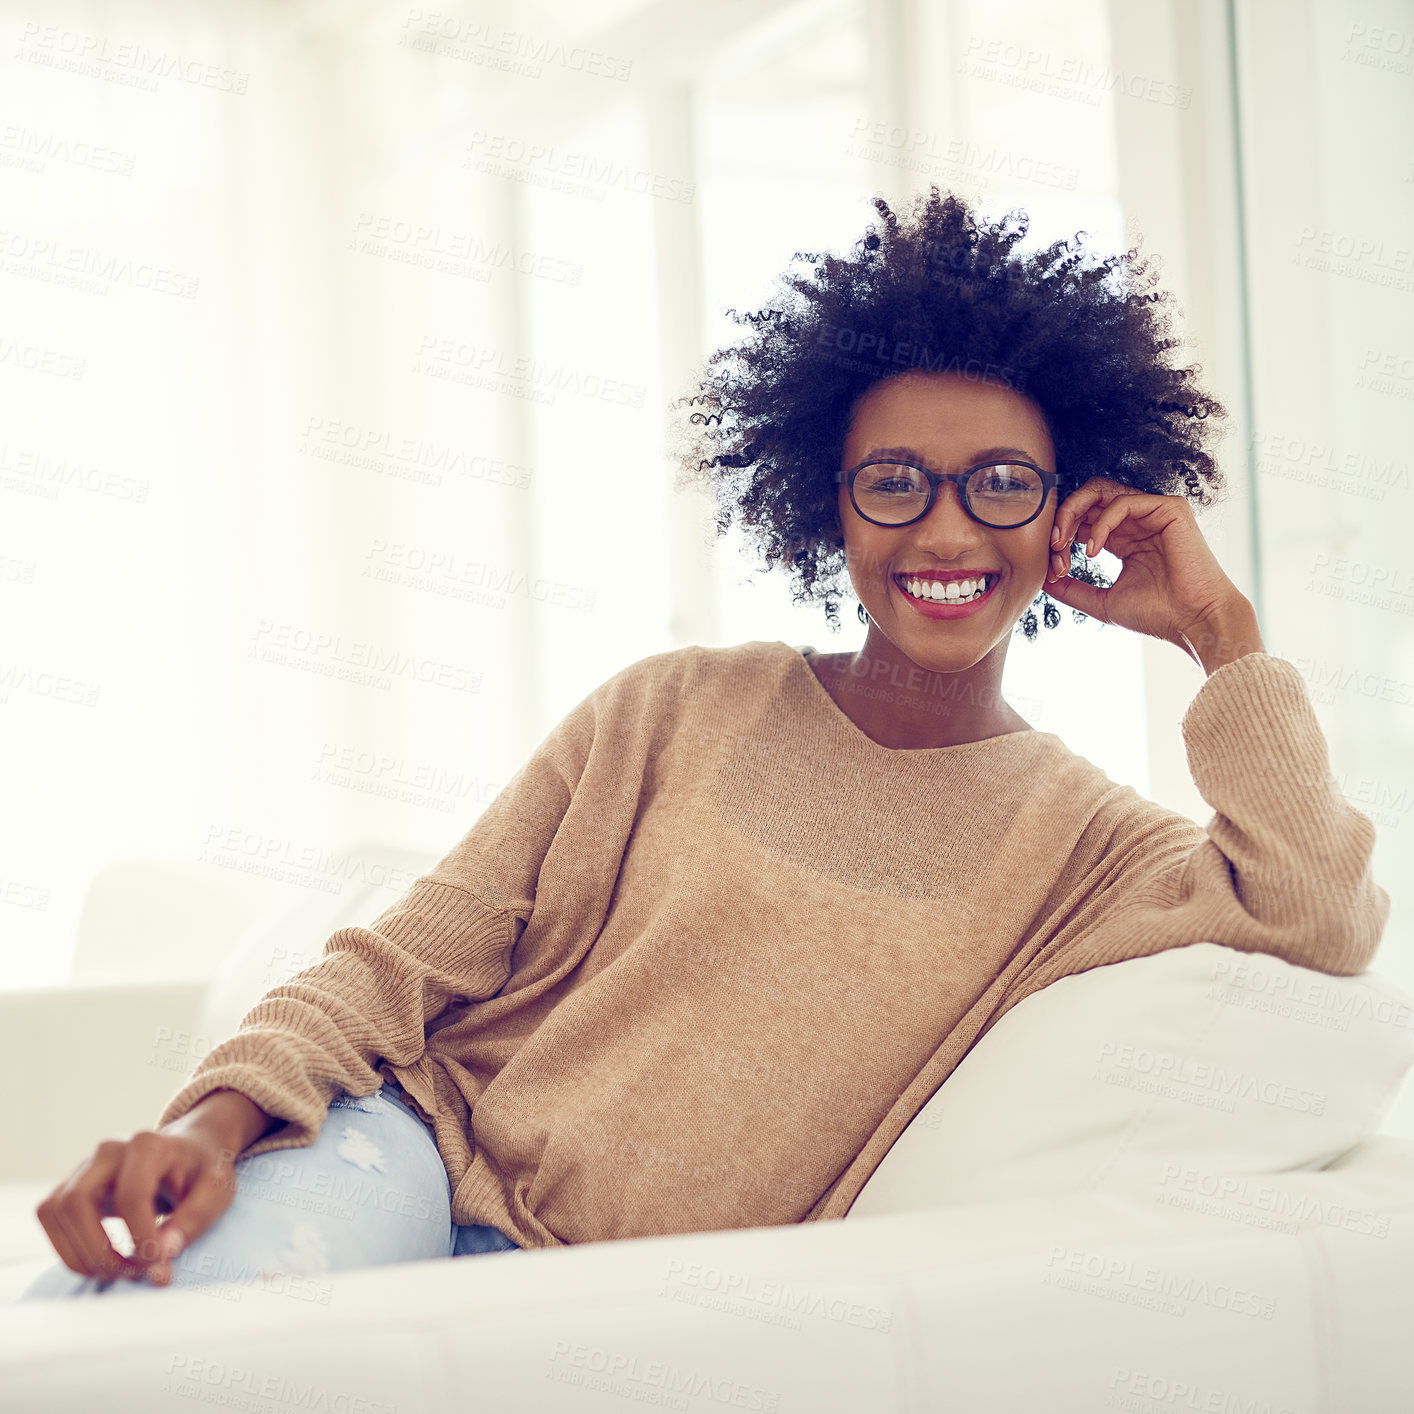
1007, 532, 1050, 572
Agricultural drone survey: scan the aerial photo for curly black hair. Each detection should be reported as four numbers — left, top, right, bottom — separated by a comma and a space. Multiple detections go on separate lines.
669, 185, 1229, 638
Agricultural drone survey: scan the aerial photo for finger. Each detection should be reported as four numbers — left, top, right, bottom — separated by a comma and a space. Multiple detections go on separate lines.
1049, 534, 1082, 582
160, 1156, 240, 1264
1054, 484, 1107, 546
1062, 508, 1105, 563
34, 1193, 88, 1279
1082, 497, 1139, 557
112, 1132, 180, 1271
1044, 569, 1112, 623
53, 1144, 144, 1280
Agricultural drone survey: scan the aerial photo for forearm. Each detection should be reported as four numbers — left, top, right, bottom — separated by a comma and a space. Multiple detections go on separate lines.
1176, 645, 1388, 971
153, 892, 509, 1147
1055, 647, 1389, 981
165, 1087, 279, 1158
1176, 597, 1265, 676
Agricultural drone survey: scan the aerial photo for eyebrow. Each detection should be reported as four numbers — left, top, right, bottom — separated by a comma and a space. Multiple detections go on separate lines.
861, 443, 1046, 468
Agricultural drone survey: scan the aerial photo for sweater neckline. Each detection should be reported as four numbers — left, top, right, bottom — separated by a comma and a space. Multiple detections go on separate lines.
783, 641, 1061, 756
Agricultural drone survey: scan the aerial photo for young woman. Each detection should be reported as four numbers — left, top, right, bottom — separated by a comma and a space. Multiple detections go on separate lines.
22, 187, 1388, 1300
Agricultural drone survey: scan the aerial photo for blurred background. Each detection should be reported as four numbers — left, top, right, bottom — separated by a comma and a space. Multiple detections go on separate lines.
2, 0, 1411, 1086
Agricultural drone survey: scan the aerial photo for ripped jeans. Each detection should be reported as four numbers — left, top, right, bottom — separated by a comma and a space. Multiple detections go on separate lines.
16, 1078, 520, 1301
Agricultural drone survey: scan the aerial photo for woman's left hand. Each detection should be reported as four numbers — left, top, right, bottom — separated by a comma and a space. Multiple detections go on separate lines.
1043, 476, 1245, 648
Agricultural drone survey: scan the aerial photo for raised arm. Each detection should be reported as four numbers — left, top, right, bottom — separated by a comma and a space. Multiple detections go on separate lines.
1002, 647, 1389, 1013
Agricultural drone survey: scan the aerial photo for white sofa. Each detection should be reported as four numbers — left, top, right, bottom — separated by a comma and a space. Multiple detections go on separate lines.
2, 848, 1412, 1412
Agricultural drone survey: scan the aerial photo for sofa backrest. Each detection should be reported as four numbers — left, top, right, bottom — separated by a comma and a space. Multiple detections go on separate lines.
195, 843, 439, 1047
71, 856, 288, 983
849, 942, 1414, 1217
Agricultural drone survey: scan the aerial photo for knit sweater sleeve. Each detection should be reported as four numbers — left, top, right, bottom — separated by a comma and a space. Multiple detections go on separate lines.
999, 651, 1389, 1012
153, 656, 639, 1159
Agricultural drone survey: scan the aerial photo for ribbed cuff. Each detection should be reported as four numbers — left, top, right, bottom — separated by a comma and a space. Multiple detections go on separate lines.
155, 1060, 337, 1161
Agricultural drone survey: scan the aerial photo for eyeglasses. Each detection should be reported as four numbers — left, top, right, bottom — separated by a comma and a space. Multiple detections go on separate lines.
840, 457, 1060, 530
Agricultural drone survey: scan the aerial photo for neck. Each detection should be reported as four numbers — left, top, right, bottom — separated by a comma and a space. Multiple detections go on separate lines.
827, 631, 1025, 748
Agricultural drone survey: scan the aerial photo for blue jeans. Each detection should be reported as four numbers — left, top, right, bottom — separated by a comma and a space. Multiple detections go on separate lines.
17, 1078, 519, 1300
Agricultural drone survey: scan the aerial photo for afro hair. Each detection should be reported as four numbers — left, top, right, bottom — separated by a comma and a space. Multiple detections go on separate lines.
669, 185, 1229, 638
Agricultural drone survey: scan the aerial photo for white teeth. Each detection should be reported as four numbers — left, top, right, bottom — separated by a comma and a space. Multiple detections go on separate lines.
900, 574, 990, 603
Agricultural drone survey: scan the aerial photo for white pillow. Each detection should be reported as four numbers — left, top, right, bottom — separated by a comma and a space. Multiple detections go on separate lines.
850, 942, 1414, 1217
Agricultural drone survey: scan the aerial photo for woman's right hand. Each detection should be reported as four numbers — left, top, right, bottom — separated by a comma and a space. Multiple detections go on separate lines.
34, 1124, 240, 1285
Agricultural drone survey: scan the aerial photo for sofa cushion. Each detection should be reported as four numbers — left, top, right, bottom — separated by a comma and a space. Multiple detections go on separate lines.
850, 942, 1414, 1217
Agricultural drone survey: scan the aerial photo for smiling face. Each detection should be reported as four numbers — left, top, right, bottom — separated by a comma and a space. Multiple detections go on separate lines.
837, 370, 1059, 674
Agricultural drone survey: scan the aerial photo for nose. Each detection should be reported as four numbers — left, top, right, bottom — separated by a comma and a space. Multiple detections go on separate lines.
914, 479, 986, 544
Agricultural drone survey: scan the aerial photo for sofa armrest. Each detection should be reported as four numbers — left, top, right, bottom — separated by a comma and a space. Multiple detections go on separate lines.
0, 980, 207, 1184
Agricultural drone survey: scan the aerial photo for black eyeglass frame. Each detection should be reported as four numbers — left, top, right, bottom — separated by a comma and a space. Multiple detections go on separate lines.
838, 458, 1062, 530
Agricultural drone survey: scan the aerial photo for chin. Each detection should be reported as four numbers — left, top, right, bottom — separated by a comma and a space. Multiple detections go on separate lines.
895, 635, 995, 670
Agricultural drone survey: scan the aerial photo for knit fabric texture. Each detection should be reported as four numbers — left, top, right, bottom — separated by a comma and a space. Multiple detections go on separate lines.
156, 641, 1390, 1249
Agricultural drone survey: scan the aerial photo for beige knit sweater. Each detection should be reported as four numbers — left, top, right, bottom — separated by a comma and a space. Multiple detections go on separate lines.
156, 641, 1389, 1249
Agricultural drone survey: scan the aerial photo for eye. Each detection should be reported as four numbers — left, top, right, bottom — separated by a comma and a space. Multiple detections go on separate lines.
976, 468, 1026, 491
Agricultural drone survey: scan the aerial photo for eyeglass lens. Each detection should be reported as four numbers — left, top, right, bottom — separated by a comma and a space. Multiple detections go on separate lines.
852, 462, 1044, 527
